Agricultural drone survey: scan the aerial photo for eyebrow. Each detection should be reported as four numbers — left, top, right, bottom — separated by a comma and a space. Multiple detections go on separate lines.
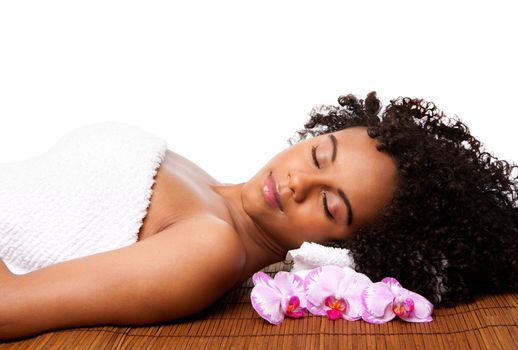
329, 134, 353, 226
329, 134, 337, 161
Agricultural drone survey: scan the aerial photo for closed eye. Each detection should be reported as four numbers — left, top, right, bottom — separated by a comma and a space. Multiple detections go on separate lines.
322, 192, 334, 221
312, 146, 320, 169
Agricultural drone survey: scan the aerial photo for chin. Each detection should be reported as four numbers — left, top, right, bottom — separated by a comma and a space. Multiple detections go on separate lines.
240, 179, 263, 217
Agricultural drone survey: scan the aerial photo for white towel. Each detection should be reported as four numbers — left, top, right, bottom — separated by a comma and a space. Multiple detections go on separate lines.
285, 242, 356, 279
0, 122, 167, 275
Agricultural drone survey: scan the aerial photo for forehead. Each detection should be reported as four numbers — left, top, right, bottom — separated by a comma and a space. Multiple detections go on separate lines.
327, 127, 395, 178
330, 126, 376, 148
314, 127, 384, 161
322, 127, 398, 223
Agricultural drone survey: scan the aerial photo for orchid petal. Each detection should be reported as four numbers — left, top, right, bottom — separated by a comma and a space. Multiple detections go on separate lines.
273, 272, 307, 311
250, 284, 284, 325
342, 272, 373, 320
336, 266, 357, 295
361, 282, 396, 324
381, 277, 403, 295
304, 267, 323, 294
252, 271, 274, 287
398, 290, 434, 322
305, 265, 345, 292
325, 295, 346, 311
323, 295, 348, 320
361, 282, 395, 319
288, 295, 300, 309
287, 309, 305, 318
274, 271, 298, 295
303, 267, 326, 315
291, 273, 306, 292
283, 295, 306, 319
361, 309, 396, 324
317, 265, 345, 289
381, 277, 402, 288
306, 301, 327, 316
326, 309, 343, 320
305, 266, 345, 315
291, 274, 308, 309
392, 295, 415, 319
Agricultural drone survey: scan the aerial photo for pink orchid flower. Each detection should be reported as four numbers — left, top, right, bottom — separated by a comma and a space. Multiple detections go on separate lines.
361, 277, 434, 323
304, 265, 373, 321
250, 271, 307, 325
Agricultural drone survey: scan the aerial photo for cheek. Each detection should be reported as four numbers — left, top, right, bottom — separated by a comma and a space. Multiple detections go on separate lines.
289, 204, 350, 242
282, 207, 334, 238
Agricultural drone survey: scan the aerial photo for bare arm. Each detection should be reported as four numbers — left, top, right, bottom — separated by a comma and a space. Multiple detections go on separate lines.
0, 216, 246, 341
0, 259, 15, 281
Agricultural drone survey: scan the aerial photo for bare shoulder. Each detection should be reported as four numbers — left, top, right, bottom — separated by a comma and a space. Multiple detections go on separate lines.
157, 215, 247, 279
0, 215, 246, 341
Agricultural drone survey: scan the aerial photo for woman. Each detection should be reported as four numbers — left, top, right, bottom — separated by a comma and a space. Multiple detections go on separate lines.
1, 91, 517, 340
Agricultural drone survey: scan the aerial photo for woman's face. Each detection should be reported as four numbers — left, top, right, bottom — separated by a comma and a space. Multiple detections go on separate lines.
241, 126, 399, 250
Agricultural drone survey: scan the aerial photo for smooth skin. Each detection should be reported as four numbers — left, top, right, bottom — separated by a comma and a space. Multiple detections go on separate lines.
0, 126, 398, 340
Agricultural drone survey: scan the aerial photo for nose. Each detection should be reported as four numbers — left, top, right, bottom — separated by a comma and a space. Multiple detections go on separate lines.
288, 169, 325, 203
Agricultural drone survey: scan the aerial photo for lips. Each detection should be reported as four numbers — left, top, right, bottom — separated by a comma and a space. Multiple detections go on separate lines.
263, 172, 283, 211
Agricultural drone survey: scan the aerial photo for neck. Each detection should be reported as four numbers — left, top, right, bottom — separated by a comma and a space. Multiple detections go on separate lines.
210, 182, 287, 278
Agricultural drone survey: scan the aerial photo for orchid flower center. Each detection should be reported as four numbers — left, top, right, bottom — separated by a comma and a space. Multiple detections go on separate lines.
324, 295, 348, 320
284, 295, 305, 318
392, 295, 415, 318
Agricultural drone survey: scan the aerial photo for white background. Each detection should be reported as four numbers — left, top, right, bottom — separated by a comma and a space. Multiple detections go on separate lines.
1, 1, 516, 183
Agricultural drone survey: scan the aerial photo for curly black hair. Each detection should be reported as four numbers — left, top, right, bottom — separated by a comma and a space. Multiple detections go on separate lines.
290, 91, 518, 307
